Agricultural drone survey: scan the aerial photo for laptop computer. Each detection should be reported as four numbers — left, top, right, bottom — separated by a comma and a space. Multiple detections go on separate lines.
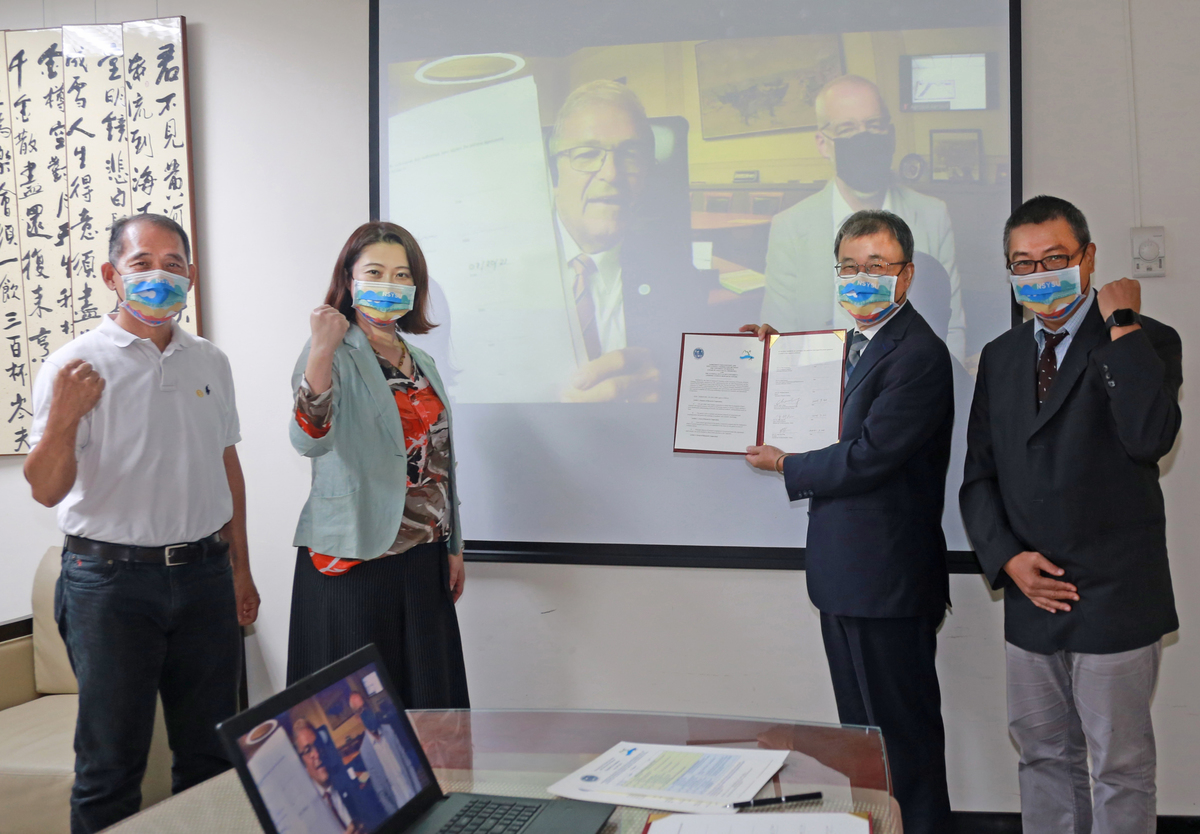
217, 644, 615, 834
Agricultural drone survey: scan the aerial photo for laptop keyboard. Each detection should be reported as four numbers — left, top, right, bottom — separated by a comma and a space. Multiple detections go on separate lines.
438, 798, 543, 834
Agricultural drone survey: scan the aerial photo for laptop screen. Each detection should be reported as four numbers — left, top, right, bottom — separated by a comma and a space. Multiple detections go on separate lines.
220, 645, 438, 834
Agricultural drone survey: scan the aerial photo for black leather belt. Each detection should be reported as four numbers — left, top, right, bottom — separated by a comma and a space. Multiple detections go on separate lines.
64, 533, 228, 566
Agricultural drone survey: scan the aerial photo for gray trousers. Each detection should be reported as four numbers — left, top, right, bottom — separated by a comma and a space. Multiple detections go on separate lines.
1006, 640, 1161, 834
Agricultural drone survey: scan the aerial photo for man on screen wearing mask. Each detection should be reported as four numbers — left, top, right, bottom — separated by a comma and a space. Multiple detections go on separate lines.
961, 196, 1181, 834
761, 75, 966, 362
550, 80, 695, 402
24, 214, 259, 833
744, 210, 954, 834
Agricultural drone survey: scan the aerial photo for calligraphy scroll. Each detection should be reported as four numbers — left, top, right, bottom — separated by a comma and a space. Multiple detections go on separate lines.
0, 17, 197, 455
121, 18, 198, 332
0, 37, 33, 454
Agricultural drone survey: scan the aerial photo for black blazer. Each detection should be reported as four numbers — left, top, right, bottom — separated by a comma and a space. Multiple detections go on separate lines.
783, 302, 954, 618
960, 300, 1182, 654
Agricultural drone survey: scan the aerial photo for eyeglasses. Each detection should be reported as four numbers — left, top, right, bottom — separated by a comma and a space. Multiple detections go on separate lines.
1007, 245, 1087, 276
835, 260, 909, 278
298, 744, 318, 759
819, 118, 892, 140
556, 144, 650, 174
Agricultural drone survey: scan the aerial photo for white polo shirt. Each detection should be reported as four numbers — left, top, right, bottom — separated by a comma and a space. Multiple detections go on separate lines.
30, 315, 241, 546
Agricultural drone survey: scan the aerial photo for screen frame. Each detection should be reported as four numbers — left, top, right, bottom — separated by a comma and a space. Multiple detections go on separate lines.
368, 0, 1023, 573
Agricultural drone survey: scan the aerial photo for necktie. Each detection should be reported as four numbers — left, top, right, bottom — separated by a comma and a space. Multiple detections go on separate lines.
844, 330, 869, 385
1037, 330, 1069, 409
570, 254, 602, 361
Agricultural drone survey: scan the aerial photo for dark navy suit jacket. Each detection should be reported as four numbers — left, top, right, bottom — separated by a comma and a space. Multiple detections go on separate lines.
960, 303, 1181, 654
783, 302, 954, 618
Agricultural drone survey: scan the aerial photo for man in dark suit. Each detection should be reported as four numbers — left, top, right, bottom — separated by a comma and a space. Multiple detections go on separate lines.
746, 210, 954, 834
549, 80, 703, 402
961, 196, 1181, 834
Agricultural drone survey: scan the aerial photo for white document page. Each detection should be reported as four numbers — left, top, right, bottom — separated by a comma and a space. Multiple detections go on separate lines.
548, 741, 788, 814
388, 77, 576, 402
648, 812, 870, 834
674, 334, 766, 454
761, 332, 846, 452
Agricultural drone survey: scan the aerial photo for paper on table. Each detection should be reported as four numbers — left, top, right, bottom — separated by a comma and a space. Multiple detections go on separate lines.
674, 334, 765, 454
388, 76, 576, 403
761, 332, 846, 451
648, 812, 870, 834
548, 741, 788, 815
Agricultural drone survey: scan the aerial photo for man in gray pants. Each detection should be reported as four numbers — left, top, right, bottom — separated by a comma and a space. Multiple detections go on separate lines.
961, 195, 1181, 833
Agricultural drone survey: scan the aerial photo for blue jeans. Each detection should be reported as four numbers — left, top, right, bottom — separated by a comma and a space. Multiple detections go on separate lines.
55, 548, 241, 834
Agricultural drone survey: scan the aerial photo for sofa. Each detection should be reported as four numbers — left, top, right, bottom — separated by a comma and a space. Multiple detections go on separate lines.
0, 547, 171, 834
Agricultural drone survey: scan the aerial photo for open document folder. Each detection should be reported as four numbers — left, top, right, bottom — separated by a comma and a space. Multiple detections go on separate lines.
648, 812, 871, 834
547, 742, 788, 814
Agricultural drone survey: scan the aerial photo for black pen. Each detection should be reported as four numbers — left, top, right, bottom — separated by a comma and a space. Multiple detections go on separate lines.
728, 791, 823, 809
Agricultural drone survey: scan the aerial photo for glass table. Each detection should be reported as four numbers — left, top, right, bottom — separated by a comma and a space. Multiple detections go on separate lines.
106, 709, 899, 834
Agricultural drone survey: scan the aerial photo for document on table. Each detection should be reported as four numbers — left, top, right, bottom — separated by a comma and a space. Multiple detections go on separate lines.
760, 332, 846, 452
388, 76, 577, 403
547, 741, 789, 815
673, 331, 846, 454
648, 812, 870, 834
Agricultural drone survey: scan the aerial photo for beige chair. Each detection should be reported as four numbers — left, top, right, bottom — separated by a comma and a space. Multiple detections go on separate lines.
0, 547, 171, 834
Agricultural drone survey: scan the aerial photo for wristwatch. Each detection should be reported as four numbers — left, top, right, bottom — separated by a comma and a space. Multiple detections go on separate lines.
1105, 308, 1141, 329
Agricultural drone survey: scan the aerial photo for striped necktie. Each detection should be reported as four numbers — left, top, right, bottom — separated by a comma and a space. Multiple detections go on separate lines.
570, 253, 602, 361
844, 330, 869, 385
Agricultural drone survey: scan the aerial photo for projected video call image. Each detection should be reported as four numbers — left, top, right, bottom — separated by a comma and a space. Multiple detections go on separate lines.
387, 27, 1010, 406
236, 664, 429, 834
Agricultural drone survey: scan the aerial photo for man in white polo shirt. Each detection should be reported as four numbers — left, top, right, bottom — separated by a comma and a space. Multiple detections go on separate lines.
24, 214, 259, 834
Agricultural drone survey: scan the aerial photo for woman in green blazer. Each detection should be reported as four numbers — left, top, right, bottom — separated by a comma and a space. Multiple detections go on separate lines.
286, 221, 468, 708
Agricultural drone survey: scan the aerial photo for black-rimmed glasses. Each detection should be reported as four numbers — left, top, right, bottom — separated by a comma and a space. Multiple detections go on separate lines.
1007, 245, 1087, 276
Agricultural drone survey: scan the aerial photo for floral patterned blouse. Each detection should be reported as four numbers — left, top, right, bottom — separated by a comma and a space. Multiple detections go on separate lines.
295, 346, 450, 575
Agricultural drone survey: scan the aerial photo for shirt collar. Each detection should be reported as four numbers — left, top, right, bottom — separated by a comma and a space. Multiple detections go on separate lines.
1033, 287, 1096, 341
97, 313, 195, 353
832, 184, 896, 231
857, 299, 907, 340
556, 213, 620, 271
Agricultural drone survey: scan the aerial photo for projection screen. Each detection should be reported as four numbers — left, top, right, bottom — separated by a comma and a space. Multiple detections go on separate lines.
372, 0, 1019, 567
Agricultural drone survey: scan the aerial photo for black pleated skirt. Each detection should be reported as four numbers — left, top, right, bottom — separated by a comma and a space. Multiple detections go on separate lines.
286, 541, 470, 708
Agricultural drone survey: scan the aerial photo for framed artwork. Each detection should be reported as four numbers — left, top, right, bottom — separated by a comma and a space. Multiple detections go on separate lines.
929, 128, 983, 182
0, 18, 197, 456
694, 35, 843, 139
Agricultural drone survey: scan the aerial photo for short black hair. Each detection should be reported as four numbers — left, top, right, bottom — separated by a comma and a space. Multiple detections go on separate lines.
834, 210, 914, 262
1003, 195, 1091, 256
108, 214, 191, 265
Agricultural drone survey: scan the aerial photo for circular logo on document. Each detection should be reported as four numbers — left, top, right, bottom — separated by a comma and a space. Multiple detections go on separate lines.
582, 775, 599, 782
693, 348, 704, 359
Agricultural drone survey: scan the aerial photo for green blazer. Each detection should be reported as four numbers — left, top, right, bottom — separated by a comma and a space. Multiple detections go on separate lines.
290, 325, 463, 560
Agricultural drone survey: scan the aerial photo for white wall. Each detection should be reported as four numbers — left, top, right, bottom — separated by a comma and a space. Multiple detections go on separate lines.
0, 0, 1196, 815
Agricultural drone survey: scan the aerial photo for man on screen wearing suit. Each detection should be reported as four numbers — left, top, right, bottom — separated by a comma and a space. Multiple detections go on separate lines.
745, 210, 954, 834
760, 75, 966, 363
961, 196, 1181, 834
549, 80, 700, 402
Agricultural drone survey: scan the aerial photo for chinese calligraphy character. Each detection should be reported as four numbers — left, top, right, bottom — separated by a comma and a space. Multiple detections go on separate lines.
37, 43, 62, 80
127, 52, 147, 82
155, 44, 180, 85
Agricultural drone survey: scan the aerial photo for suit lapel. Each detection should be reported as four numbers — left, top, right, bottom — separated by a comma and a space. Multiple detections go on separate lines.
842, 303, 912, 401
1029, 303, 1106, 436
345, 327, 407, 454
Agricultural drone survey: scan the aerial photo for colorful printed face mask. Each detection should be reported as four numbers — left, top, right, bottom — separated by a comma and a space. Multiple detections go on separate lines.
836, 272, 899, 326
119, 269, 190, 327
1009, 265, 1086, 323
352, 280, 415, 325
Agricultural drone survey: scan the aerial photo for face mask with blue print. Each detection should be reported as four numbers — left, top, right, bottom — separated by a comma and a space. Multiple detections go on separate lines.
1010, 265, 1086, 323
353, 280, 415, 325
836, 273, 898, 326
120, 269, 190, 327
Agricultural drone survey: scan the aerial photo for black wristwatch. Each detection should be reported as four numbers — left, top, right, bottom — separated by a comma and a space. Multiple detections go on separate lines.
1105, 308, 1141, 329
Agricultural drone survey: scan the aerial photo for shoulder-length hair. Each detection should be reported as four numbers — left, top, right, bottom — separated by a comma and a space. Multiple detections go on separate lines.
324, 221, 437, 335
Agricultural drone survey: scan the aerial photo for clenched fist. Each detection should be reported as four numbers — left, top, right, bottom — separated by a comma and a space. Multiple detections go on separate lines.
53, 359, 105, 423
310, 304, 350, 355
